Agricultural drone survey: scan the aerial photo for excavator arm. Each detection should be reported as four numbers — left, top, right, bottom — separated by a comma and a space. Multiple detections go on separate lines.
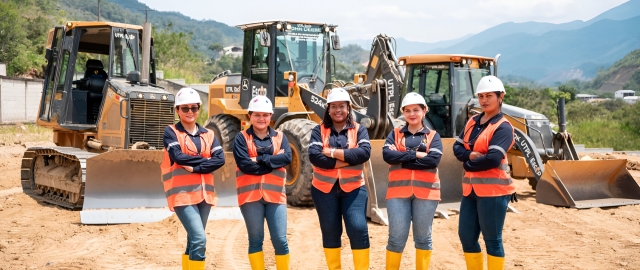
361, 34, 405, 118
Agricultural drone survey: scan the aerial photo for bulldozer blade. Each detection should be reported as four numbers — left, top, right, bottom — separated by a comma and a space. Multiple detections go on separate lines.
209, 152, 243, 220
536, 159, 640, 208
80, 150, 242, 224
367, 138, 469, 221
81, 150, 171, 224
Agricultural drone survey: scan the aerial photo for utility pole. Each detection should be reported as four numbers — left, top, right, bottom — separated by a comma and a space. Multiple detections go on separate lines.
138, 8, 154, 23
97, 0, 101, 21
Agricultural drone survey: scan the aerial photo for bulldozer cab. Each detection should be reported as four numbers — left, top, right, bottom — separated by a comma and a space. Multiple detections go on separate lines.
235, 21, 339, 112
39, 22, 156, 131
399, 55, 493, 138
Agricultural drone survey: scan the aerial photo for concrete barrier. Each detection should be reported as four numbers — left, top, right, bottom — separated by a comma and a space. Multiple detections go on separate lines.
0, 76, 43, 124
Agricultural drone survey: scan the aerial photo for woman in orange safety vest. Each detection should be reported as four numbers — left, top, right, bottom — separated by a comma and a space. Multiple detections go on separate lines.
233, 95, 292, 270
383, 92, 443, 270
308, 87, 371, 270
453, 76, 517, 270
161, 88, 225, 270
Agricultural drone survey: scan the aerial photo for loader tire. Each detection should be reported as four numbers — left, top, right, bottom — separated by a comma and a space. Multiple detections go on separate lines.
278, 118, 316, 206
205, 114, 240, 152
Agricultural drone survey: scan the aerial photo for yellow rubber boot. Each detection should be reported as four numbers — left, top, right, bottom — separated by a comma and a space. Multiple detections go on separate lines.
352, 248, 370, 270
487, 255, 505, 270
324, 248, 342, 270
463, 252, 484, 270
385, 250, 402, 270
248, 251, 265, 270
275, 253, 290, 270
181, 254, 190, 270
188, 260, 205, 270
416, 249, 432, 270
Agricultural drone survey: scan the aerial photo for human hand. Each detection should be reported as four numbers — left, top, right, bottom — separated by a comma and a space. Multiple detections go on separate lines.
469, 151, 484, 160
277, 149, 284, 154
322, 148, 332, 157
183, 166, 194, 172
388, 145, 397, 151
250, 157, 258, 163
416, 152, 428, 159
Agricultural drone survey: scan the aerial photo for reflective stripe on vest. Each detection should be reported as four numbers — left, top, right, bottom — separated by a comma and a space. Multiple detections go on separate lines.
312, 123, 365, 193
160, 124, 217, 211
386, 128, 441, 200
235, 130, 287, 205
461, 116, 515, 197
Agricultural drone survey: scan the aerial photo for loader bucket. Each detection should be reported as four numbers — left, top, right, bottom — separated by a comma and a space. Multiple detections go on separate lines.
366, 138, 465, 221
536, 159, 640, 208
209, 152, 243, 220
80, 150, 242, 224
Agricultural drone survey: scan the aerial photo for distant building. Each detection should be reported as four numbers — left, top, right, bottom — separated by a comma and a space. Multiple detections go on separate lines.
615, 90, 635, 99
220, 46, 242, 58
623, 96, 638, 104
576, 94, 598, 102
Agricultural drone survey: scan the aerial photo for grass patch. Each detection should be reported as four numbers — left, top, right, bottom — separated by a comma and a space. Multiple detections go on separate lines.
0, 123, 52, 145
569, 119, 640, 150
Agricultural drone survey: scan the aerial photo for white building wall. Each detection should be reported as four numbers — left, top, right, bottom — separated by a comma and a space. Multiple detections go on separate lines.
0, 76, 43, 123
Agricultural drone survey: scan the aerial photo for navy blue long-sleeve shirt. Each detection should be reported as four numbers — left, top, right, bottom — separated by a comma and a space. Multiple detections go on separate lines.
163, 122, 225, 174
233, 126, 292, 175
453, 112, 514, 172
382, 126, 443, 170
308, 122, 371, 169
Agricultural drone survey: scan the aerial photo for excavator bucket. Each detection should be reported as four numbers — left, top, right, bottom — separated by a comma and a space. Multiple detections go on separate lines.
536, 159, 640, 208
80, 150, 242, 224
365, 138, 465, 222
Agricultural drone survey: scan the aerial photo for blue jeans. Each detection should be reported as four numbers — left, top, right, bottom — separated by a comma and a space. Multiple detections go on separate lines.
174, 200, 212, 261
458, 189, 510, 257
311, 183, 369, 249
240, 199, 289, 255
386, 196, 438, 253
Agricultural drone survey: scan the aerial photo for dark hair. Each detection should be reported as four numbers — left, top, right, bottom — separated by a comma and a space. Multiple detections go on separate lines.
322, 102, 354, 128
495, 91, 504, 107
402, 104, 427, 127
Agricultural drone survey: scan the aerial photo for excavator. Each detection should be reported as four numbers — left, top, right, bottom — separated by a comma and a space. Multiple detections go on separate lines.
361, 34, 640, 213
21, 21, 175, 224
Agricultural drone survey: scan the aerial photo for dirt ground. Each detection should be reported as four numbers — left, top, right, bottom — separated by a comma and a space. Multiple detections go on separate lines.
1, 136, 640, 269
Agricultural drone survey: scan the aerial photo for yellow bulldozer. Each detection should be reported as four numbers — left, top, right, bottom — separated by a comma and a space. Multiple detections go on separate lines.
21, 21, 175, 224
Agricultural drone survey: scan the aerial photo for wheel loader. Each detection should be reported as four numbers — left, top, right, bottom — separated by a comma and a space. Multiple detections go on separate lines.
21, 21, 176, 224
207, 20, 394, 225
360, 34, 640, 213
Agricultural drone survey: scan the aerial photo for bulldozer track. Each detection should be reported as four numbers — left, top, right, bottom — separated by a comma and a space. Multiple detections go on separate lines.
20, 147, 98, 210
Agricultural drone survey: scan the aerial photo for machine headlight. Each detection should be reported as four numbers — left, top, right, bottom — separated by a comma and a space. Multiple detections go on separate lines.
288, 74, 294, 82
161, 95, 168, 101
136, 93, 143, 98
286, 24, 292, 30
276, 23, 282, 30
461, 59, 466, 65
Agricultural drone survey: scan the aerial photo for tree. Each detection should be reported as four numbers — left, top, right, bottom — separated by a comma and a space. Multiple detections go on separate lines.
558, 84, 577, 102
208, 43, 224, 55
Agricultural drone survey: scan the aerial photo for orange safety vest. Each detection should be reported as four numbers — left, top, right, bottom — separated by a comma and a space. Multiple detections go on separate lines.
236, 130, 287, 205
312, 123, 365, 193
160, 125, 217, 211
387, 128, 441, 200
462, 116, 515, 197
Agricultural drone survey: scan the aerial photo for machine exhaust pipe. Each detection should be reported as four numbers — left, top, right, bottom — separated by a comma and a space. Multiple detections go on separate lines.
557, 97, 567, 133
140, 22, 152, 85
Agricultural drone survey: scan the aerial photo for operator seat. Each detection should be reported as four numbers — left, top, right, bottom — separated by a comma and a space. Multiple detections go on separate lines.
84, 59, 108, 80
86, 76, 105, 124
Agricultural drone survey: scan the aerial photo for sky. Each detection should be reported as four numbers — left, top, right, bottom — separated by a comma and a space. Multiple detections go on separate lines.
136, 0, 628, 43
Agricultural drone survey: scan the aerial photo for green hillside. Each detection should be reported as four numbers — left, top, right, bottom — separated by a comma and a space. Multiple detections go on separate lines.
562, 50, 640, 94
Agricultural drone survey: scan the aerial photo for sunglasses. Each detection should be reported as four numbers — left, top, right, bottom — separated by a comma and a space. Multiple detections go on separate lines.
179, 106, 200, 113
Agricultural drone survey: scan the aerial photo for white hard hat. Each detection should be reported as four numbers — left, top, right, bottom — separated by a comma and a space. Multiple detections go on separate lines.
475, 75, 506, 95
401, 92, 427, 109
326, 88, 350, 104
247, 95, 274, 114
175, 88, 202, 106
